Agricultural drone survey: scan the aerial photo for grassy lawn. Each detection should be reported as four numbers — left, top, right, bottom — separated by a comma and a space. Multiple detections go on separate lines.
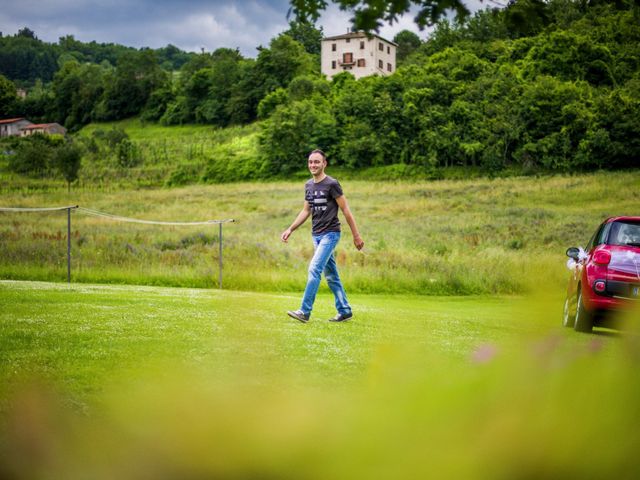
2, 280, 640, 478
0, 281, 539, 399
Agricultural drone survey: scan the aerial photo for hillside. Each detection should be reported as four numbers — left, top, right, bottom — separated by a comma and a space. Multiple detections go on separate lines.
1, 1, 639, 186
77, 119, 261, 186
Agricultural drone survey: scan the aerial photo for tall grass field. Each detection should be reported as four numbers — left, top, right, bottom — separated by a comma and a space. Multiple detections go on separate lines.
78, 119, 262, 186
1, 171, 638, 295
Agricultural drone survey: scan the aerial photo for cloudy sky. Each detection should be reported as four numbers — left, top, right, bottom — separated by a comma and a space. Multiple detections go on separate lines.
0, 1, 487, 57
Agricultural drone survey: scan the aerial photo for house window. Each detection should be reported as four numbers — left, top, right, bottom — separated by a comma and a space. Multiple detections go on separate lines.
332, 60, 336, 69
379, 42, 383, 51
346, 38, 350, 43
343, 52, 353, 64
387, 46, 390, 54
357, 58, 365, 67
360, 41, 365, 49
378, 59, 383, 69
332, 43, 336, 51
387, 63, 392, 72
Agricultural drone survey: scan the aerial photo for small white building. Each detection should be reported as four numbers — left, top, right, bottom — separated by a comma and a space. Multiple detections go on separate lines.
321, 31, 397, 80
0, 118, 33, 137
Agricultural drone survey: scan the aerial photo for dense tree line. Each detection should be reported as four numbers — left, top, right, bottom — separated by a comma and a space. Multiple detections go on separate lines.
0, 26, 195, 127
0, 27, 194, 86
258, 0, 640, 174
1, 1, 639, 178
0, 22, 320, 133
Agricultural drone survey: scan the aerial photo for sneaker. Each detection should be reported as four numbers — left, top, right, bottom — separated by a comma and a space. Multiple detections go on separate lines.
329, 312, 353, 322
287, 310, 309, 323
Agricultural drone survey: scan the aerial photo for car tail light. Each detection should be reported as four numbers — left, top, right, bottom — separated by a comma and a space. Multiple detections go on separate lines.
594, 280, 606, 293
593, 250, 611, 265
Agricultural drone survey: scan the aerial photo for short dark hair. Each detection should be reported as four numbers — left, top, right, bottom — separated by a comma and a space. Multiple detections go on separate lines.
310, 149, 326, 161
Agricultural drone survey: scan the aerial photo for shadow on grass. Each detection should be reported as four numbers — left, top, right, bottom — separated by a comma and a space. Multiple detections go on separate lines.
592, 328, 623, 338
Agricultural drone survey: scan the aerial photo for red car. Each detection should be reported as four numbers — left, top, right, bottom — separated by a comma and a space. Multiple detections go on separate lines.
563, 216, 640, 332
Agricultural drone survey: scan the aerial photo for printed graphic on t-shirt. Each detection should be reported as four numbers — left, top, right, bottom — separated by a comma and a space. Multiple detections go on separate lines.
312, 189, 328, 212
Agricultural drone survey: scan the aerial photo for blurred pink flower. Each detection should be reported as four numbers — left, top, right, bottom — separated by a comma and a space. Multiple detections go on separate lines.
471, 343, 499, 364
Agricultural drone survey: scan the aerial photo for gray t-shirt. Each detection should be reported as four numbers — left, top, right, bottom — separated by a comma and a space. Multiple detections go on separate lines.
305, 175, 343, 234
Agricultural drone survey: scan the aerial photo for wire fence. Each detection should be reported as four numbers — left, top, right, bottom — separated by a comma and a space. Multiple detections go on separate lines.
0, 205, 235, 288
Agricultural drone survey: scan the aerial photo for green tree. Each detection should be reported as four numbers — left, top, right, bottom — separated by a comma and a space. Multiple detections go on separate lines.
254, 35, 316, 94
259, 99, 336, 175
141, 84, 175, 122
17, 27, 37, 39
289, 0, 471, 30
8, 135, 62, 177
0, 74, 17, 116
393, 30, 422, 63
51, 60, 106, 129
197, 50, 245, 125
19, 79, 53, 121
116, 138, 141, 168
257, 88, 289, 119
282, 21, 324, 55
523, 30, 616, 86
504, 0, 551, 38
176, 52, 215, 81
338, 120, 384, 167
54, 141, 83, 191
513, 76, 595, 170
582, 77, 640, 169
224, 36, 315, 125
155, 44, 193, 70
411, 20, 463, 59
463, 7, 508, 43
0, 29, 58, 83
97, 50, 168, 120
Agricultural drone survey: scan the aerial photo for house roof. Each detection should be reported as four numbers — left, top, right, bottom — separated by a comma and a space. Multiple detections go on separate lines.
322, 31, 398, 46
0, 118, 27, 124
21, 123, 62, 129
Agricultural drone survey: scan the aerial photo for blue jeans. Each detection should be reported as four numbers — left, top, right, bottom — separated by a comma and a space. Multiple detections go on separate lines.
300, 231, 351, 317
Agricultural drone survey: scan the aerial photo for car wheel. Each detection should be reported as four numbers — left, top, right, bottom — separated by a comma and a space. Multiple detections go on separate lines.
562, 296, 575, 328
574, 290, 593, 333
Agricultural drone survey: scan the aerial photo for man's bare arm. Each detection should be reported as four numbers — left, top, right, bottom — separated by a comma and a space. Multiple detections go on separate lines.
336, 195, 364, 250
281, 202, 311, 242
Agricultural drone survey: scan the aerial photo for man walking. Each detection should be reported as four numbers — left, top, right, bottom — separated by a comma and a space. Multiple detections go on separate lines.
281, 149, 364, 323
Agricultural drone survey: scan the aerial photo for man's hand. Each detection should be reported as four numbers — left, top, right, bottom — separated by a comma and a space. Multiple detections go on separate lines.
353, 235, 364, 251
281, 228, 292, 243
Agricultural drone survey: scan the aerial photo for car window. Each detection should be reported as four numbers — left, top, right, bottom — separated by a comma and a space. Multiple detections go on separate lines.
586, 222, 607, 251
596, 222, 611, 246
608, 221, 640, 246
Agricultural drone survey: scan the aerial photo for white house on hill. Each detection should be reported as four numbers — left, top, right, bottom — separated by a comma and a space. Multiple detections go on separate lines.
321, 31, 397, 80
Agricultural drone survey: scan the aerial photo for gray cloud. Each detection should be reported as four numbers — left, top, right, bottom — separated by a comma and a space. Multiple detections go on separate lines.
0, 1, 492, 57
0, 1, 291, 56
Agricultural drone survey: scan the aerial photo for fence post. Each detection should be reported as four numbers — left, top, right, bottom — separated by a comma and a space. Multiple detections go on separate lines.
67, 207, 71, 283
218, 223, 223, 289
